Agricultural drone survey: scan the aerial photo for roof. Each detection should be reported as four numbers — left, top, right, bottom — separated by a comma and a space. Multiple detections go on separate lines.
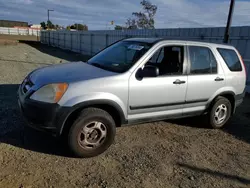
123, 37, 233, 48
124, 38, 163, 44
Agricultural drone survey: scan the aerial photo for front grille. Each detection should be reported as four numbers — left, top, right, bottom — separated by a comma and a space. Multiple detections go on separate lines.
22, 78, 34, 94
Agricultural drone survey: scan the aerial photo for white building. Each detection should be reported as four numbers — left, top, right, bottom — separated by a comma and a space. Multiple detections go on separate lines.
30, 24, 41, 29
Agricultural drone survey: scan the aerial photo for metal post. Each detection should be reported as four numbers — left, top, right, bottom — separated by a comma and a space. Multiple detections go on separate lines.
47, 9, 54, 29
223, 0, 235, 43
90, 34, 93, 56
71, 33, 73, 50
64, 33, 66, 49
48, 31, 50, 45
48, 10, 49, 23
80, 34, 82, 53
105, 34, 108, 47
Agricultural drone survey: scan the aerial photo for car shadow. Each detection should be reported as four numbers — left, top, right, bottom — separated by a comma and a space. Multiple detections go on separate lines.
166, 95, 250, 144
1, 84, 250, 157
0, 84, 72, 158
224, 94, 250, 144
177, 162, 250, 185
166, 115, 209, 129
19, 40, 91, 63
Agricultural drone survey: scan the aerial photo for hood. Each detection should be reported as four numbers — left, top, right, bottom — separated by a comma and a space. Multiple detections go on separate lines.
30, 62, 117, 86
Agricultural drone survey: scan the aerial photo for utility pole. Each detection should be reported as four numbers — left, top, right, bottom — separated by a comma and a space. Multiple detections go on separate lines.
223, 0, 235, 43
47, 9, 54, 29
47, 9, 54, 46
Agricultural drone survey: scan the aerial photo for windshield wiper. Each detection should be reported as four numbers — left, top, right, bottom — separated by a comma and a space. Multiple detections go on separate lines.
89, 62, 122, 73
90, 62, 103, 69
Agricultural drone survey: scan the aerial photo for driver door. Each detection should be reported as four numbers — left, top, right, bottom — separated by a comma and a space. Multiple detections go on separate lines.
128, 44, 188, 123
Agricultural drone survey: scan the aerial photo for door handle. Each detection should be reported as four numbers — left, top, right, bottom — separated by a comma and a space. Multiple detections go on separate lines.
214, 77, 224, 81
173, 79, 186, 84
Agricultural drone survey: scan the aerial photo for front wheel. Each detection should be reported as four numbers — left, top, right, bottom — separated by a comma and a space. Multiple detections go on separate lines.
68, 108, 116, 158
208, 96, 232, 129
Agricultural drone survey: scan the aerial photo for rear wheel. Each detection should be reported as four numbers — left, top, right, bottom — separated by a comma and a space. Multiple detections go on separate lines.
68, 108, 116, 158
208, 96, 232, 129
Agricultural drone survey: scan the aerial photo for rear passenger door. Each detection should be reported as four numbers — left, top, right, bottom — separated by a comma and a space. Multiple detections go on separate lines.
184, 45, 225, 114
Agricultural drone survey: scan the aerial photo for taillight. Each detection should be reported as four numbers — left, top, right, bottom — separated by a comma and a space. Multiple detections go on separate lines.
239, 53, 247, 78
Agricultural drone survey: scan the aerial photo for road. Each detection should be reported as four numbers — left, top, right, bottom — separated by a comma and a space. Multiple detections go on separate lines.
0, 42, 250, 188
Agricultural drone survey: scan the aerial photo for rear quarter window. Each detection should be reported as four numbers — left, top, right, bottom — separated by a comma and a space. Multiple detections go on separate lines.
217, 48, 242, 71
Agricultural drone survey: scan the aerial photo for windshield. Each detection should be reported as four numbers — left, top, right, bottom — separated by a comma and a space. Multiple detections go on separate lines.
88, 41, 152, 73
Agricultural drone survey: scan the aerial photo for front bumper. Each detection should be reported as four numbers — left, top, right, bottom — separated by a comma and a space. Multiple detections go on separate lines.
18, 85, 70, 137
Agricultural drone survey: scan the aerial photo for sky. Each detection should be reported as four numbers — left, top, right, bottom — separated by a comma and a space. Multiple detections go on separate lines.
1, 0, 250, 30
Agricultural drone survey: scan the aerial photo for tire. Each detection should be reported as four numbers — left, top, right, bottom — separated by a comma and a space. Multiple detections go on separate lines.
208, 96, 232, 129
68, 107, 116, 158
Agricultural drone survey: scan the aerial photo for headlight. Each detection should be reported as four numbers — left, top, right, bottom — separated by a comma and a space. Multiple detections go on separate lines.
30, 83, 68, 103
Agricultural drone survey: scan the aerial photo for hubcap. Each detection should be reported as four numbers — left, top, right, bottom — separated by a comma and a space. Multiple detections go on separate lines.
214, 104, 227, 124
78, 121, 107, 149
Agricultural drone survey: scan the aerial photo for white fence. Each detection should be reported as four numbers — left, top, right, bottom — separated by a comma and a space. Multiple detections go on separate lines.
40, 26, 250, 92
41, 26, 250, 59
0, 27, 40, 36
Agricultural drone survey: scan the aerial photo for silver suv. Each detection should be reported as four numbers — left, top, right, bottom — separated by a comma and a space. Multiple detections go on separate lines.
18, 38, 246, 157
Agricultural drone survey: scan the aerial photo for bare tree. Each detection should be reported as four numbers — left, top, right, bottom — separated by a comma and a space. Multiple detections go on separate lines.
126, 18, 138, 29
126, 0, 157, 29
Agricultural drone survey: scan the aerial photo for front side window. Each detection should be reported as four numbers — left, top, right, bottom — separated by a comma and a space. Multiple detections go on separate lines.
148, 48, 164, 64
217, 48, 242, 71
189, 46, 217, 74
145, 45, 184, 76
88, 41, 152, 73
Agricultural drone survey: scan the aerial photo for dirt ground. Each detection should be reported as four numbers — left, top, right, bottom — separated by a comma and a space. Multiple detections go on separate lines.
0, 34, 39, 42
0, 42, 250, 188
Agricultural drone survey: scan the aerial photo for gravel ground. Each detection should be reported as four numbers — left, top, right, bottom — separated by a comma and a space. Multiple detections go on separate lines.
0, 34, 39, 42
0, 42, 250, 188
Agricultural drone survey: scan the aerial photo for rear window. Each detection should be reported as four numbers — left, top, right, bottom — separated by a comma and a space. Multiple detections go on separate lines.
217, 48, 242, 71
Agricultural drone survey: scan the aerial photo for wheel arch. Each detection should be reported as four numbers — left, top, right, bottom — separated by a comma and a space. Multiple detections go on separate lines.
59, 100, 127, 137
206, 91, 236, 114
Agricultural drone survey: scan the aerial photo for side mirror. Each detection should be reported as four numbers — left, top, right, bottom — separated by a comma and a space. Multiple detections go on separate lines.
136, 65, 159, 80
142, 65, 159, 77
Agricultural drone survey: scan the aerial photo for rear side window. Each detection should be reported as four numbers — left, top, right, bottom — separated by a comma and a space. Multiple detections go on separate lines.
217, 48, 242, 71
189, 46, 217, 74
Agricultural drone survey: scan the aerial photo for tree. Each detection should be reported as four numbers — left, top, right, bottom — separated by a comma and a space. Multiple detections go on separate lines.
126, 18, 137, 29
40, 21, 62, 30
115, 25, 126, 30
40, 22, 46, 29
47, 20, 55, 29
66, 23, 88, 31
55, 24, 60, 29
70, 25, 76, 30
75, 23, 88, 31
126, 0, 157, 29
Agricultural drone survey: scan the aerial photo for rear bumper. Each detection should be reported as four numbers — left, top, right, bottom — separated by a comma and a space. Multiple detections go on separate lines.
18, 86, 71, 136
